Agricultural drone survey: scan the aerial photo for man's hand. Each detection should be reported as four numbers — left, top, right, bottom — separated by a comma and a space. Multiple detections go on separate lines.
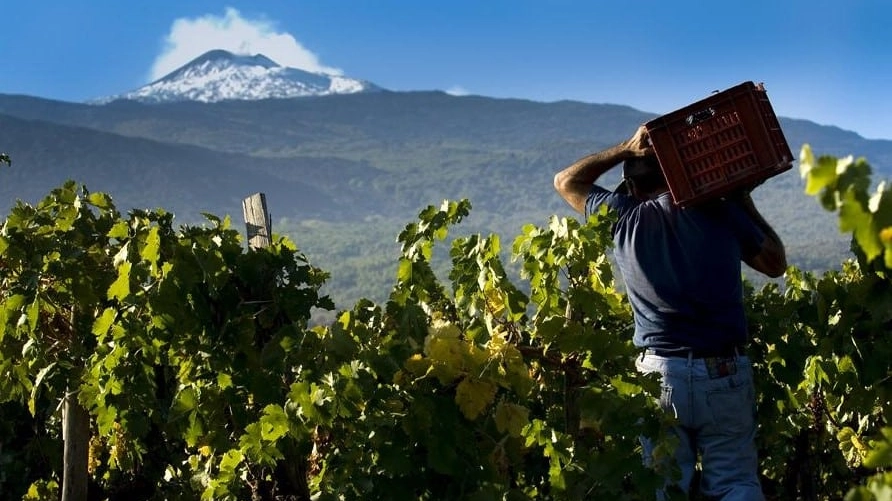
554, 124, 653, 214
623, 125, 654, 158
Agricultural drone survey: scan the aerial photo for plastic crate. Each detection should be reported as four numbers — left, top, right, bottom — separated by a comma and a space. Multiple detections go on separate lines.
644, 81, 793, 207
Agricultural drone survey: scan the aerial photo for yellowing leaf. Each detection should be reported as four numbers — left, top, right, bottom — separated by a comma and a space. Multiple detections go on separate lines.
427, 319, 461, 340
484, 285, 506, 316
455, 377, 497, 420
426, 336, 465, 366
217, 373, 233, 389
404, 353, 431, 377
468, 344, 489, 368
837, 426, 867, 467
494, 402, 530, 437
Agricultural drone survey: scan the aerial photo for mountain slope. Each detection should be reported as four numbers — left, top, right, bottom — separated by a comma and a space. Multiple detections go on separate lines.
1, 91, 889, 306
95, 49, 381, 104
0, 113, 395, 221
0, 91, 888, 220
2, 91, 889, 173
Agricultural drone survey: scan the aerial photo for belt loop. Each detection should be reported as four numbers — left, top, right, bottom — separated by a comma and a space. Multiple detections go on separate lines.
686, 351, 693, 367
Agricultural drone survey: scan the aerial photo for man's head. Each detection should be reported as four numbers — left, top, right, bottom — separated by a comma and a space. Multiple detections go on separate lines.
618, 155, 667, 199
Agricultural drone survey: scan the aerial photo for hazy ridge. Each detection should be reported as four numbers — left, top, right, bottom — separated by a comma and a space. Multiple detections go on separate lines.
1, 91, 889, 308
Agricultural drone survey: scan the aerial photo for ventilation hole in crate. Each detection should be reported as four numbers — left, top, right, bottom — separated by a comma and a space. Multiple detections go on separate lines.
693, 141, 708, 157
727, 127, 745, 141
719, 143, 751, 164
692, 169, 722, 191
690, 154, 719, 174
726, 159, 754, 179
688, 160, 708, 175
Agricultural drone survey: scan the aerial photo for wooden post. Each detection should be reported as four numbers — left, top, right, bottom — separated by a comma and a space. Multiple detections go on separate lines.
62, 388, 89, 501
242, 192, 272, 249
62, 305, 89, 501
240, 193, 313, 500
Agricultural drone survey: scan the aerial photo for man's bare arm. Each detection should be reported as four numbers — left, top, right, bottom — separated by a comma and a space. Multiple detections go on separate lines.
553, 125, 652, 214
738, 193, 787, 277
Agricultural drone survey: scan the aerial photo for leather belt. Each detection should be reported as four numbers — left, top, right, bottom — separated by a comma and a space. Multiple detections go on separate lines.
644, 345, 743, 359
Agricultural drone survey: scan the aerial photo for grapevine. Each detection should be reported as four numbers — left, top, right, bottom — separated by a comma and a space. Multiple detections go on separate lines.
0, 142, 891, 500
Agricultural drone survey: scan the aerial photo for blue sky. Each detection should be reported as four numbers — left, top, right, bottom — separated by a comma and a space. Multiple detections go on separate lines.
2, 1, 890, 140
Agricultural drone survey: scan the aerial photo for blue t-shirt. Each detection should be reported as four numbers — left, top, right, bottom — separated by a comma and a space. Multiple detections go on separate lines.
586, 187, 765, 352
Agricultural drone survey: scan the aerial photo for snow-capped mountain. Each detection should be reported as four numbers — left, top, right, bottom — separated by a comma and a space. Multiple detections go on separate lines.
95, 49, 381, 104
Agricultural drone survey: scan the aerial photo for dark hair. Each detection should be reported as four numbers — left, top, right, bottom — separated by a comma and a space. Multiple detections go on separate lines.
624, 156, 666, 194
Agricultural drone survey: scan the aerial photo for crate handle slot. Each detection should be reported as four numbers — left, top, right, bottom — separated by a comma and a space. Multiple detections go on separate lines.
685, 107, 716, 126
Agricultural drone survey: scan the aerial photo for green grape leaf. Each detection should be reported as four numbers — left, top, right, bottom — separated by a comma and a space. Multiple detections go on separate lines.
108, 221, 129, 240
28, 362, 56, 416
112, 245, 128, 267
218, 449, 244, 479
91, 307, 117, 342
172, 387, 198, 416
396, 258, 413, 283
800, 146, 841, 196
87, 192, 113, 210
610, 375, 644, 397
25, 298, 40, 333
140, 226, 161, 265
863, 428, 892, 469
838, 190, 882, 262
185, 412, 205, 448
259, 405, 290, 442
23, 479, 59, 500
108, 262, 131, 301
288, 381, 331, 423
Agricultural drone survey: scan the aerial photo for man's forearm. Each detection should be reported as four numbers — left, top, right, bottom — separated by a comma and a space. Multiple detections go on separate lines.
554, 125, 653, 214
553, 141, 633, 214
564, 142, 632, 185
739, 194, 783, 246
738, 193, 788, 276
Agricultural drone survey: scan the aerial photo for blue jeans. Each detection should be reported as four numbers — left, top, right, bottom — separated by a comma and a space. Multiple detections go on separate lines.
636, 352, 764, 500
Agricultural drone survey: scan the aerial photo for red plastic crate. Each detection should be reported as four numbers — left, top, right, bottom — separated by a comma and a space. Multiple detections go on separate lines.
645, 81, 793, 207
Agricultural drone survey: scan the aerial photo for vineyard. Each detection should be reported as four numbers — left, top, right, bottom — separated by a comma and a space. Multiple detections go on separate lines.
0, 145, 890, 500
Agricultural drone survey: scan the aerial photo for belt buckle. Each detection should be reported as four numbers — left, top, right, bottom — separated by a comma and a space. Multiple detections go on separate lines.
705, 356, 737, 379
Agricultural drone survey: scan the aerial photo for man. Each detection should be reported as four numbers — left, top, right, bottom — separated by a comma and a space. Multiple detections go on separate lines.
553, 125, 786, 500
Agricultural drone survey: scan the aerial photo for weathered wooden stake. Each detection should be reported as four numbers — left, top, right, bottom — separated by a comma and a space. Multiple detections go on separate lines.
240, 193, 313, 500
242, 192, 272, 249
62, 387, 89, 501
62, 305, 89, 501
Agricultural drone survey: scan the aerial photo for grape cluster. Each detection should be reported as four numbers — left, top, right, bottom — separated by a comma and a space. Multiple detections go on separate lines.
807, 389, 826, 431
